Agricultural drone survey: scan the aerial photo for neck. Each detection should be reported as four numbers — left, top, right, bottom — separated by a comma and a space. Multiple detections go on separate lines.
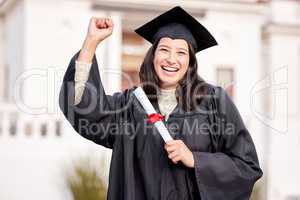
160, 84, 177, 91
160, 88, 176, 93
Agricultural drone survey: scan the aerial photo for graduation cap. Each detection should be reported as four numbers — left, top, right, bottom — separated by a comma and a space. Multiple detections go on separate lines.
135, 6, 218, 53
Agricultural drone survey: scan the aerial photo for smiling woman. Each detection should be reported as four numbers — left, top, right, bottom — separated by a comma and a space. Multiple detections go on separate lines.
59, 6, 262, 200
153, 38, 190, 90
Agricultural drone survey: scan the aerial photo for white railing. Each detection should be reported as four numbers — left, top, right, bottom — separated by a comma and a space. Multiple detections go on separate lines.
0, 102, 64, 139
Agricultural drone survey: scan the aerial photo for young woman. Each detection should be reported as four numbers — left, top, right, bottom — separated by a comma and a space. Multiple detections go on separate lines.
59, 6, 262, 200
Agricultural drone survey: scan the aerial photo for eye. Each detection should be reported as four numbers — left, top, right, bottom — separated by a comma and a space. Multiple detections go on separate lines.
159, 48, 168, 52
178, 51, 187, 56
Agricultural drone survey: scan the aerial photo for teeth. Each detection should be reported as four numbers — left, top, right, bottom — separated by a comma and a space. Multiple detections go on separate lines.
162, 66, 179, 72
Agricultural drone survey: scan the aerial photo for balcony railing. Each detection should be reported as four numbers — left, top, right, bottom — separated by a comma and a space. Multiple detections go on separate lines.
0, 102, 63, 139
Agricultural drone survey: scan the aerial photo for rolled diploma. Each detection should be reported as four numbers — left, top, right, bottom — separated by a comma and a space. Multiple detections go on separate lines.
133, 87, 173, 142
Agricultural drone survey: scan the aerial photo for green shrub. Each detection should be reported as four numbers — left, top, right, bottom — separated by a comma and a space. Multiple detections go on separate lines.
64, 157, 107, 200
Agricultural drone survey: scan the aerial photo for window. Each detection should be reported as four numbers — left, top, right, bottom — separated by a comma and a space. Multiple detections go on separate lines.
216, 67, 235, 97
121, 31, 147, 90
121, 70, 140, 91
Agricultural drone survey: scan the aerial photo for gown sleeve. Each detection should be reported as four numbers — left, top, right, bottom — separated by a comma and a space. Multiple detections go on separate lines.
192, 87, 263, 200
59, 51, 130, 149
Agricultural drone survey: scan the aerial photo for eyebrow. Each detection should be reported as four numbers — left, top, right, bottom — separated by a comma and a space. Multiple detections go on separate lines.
157, 44, 170, 48
158, 44, 188, 52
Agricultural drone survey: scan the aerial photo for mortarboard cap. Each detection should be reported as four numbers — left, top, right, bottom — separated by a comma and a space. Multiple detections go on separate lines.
135, 6, 218, 53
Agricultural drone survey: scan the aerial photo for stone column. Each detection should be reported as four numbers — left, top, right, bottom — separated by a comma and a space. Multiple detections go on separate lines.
103, 11, 122, 94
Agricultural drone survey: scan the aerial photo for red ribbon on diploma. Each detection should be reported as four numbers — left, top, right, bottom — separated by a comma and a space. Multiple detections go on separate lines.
147, 113, 165, 123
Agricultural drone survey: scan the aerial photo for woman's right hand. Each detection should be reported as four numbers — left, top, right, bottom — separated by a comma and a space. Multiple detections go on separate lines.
86, 17, 114, 45
78, 18, 114, 63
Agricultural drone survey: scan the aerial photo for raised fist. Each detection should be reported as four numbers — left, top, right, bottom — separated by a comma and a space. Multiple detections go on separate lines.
86, 17, 114, 44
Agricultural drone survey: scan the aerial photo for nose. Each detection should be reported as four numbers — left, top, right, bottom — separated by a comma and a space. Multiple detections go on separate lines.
166, 51, 176, 64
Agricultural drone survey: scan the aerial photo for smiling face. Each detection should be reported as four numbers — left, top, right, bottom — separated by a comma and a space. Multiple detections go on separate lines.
153, 37, 190, 90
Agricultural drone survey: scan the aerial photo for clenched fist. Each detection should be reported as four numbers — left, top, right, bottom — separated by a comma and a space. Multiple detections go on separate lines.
86, 17, 114, 44
78, 17, 114, 63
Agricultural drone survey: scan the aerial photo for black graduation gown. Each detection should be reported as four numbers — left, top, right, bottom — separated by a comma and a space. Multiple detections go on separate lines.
59, 52, 263, 200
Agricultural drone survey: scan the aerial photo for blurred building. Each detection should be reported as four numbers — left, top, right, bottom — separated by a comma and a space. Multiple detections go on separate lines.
0, 0, 300, 199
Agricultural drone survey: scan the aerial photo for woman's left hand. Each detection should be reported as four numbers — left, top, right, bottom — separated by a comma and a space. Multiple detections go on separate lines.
164, 140, 195, 168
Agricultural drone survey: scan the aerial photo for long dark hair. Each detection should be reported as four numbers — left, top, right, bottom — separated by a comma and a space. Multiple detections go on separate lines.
139, 39, 209, 112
